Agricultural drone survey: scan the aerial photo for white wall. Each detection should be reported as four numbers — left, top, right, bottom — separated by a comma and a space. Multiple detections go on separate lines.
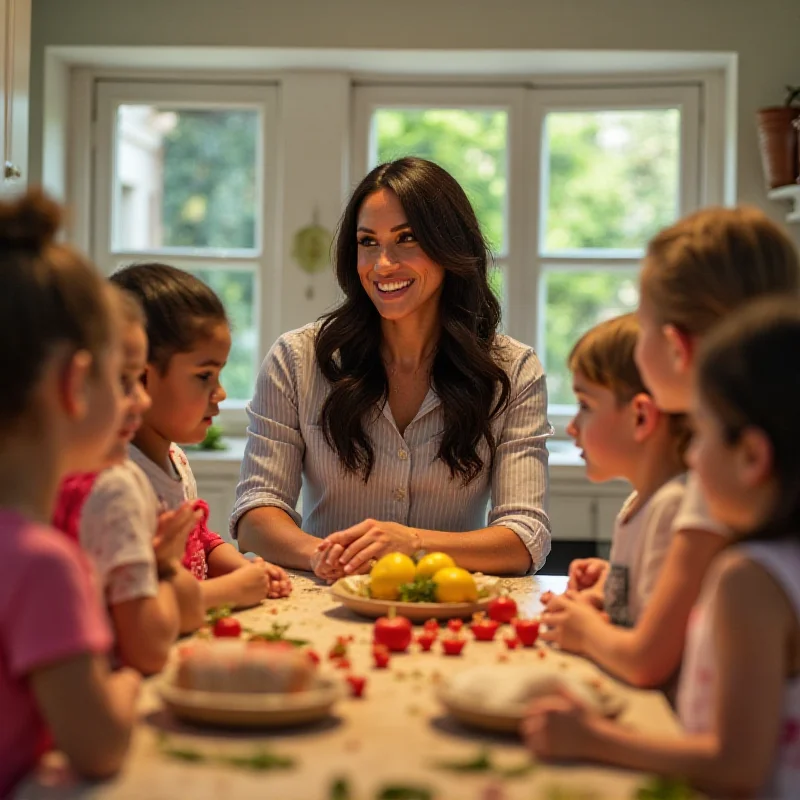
29, 0, 800, 237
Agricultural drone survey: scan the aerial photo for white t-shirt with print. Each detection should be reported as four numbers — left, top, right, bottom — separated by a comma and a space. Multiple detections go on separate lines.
129, 443, 198, 509
79, 458, 160, 605
604, 474, 687, 626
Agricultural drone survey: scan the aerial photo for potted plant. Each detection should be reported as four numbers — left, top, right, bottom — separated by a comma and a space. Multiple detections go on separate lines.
757, 85, 800, 190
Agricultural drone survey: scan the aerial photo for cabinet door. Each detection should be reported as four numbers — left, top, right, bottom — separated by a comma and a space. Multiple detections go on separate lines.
1, 0, 30, 191
548, 494, 596, 541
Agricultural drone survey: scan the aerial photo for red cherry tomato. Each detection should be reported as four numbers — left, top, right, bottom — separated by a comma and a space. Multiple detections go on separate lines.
372, 644, 391, 669
503, 635, 520, 650
346, 674, 367, 698
470, 618, 499, 641
487, 595, 518, 624
423, 619, 440, 634
213, 617, 242, 638
416, 631, 437, 652
441, 637, 467, 656
373, 613, 413, 653
446, 618, 464, 633
334, 657, 352, 670
513, 618, 541, 647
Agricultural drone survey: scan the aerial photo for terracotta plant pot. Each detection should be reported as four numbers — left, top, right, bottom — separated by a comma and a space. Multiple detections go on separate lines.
757, 106, 800, 189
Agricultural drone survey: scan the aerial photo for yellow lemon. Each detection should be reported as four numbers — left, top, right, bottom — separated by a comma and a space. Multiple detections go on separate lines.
369, 552, 416, 601
433, 567, 478, 603
415, 551, 456, 578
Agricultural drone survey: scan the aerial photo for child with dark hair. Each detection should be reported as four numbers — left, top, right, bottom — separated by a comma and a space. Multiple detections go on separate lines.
53, 288, 205, 675
110, 263, 291, 606
0, 189, 139, 795
525, 297, 800, 799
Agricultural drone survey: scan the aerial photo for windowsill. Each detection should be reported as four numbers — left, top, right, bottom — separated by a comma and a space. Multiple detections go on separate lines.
187, 435, 589, 469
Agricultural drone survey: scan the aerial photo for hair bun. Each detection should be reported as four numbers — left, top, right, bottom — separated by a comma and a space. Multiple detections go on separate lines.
0, 187, 62, 252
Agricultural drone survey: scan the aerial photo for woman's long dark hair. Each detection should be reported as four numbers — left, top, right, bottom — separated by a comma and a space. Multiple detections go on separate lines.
697, 296, 800, 540
315, 157, 511, 485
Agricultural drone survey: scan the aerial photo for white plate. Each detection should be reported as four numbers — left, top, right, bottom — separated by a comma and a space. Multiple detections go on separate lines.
437, 666, 626, 735
329, 574, 500, 622
158, 676, 342, 729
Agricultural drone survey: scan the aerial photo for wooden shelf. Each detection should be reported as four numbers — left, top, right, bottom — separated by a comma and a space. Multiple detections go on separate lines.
768, 184, 800, 224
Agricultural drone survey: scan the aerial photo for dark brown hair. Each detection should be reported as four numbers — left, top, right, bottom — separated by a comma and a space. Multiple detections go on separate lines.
642, 206, 800, 335
315, 157, 511, 484
698, 297, 800, 539
0, 188, 112, 429
569, 313, 690, 462
109, 263, 227, 372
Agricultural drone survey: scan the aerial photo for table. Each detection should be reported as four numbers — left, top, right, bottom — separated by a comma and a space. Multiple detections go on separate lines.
17, 574, 682, 800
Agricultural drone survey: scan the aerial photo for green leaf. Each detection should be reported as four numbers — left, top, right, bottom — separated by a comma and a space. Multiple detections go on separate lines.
376, 785, 434, 799
247, 622, 309, 647
398, 576, 438, 603
433, 748, 493, 772
221, 750, 295, 771
635, 776, 697, 800
330, 777, 353, 800
205, 605, 232, 625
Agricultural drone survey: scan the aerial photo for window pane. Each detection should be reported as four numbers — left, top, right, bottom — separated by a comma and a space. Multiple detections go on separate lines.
541, 268, 640, 406
371, 109, 508, 253
188, 268, 257, 403
543, 109, 680, 253
114, 106, 259, 251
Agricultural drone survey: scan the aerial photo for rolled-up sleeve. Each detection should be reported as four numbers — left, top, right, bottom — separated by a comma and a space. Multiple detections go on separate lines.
488, 348, 553, 572
230, 336, 305, 538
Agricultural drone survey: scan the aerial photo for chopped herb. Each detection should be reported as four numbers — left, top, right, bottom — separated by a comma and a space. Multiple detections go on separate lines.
221, 750, 295, 771
205, 605, 232, 625
158, 734, 294, 772
376, 785, 434, 799
329, 777, 353, 800
398, 576, 438, 603
246, 621, 309, 647
433, 748, 493, 772
433, 748, 534, 779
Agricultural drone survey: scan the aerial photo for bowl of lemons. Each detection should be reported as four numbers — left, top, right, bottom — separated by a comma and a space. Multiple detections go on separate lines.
329, 552, 500, 621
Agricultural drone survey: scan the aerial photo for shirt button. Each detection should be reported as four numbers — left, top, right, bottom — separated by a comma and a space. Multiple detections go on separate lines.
394, 488, 407, 501
398, 448, 409, 460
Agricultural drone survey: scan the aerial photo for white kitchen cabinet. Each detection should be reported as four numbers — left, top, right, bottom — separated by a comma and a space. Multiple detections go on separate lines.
0, 0, 30, 192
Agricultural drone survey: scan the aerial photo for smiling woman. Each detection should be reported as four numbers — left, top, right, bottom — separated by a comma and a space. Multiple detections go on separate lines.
233, 158, 553, 578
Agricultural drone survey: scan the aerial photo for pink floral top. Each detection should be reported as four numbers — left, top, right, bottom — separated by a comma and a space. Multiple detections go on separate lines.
677, 540, 800, 797
130, 444, 224, 580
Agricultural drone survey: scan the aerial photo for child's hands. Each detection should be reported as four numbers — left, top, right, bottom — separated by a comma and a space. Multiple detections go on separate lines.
250, 557, 292, 598
521, 687, 597, 761
540, 593, 609, 654
567, 558, 609, 593
153, 503, 200, 566
228, 562, 272, 608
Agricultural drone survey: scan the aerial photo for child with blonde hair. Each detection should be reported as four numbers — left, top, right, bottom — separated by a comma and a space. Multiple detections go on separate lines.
552, 313, 687, 626
110, 263, 292, 607
54, 290, 205, 675
0, 190, 138, 794
540, 206, 800, 689
526, 297, 800, 799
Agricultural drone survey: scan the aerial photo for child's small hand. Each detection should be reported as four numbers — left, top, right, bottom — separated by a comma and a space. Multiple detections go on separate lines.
540, 593, 608, 653
567, 558, 609, 593
153, 503, 200, 566
521, 687, 596, 761
250, 557, 292, 598
229, 562, 271, 608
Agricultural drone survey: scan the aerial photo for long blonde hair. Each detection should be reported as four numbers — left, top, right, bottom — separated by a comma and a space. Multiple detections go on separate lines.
641, 206, 800, 335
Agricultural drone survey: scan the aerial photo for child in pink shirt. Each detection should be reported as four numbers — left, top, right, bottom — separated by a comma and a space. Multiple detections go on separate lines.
0, 189, 139, 796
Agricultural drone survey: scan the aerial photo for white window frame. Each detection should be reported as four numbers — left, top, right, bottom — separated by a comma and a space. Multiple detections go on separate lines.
90, 79, 280, 430
353, 80, 707, 435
